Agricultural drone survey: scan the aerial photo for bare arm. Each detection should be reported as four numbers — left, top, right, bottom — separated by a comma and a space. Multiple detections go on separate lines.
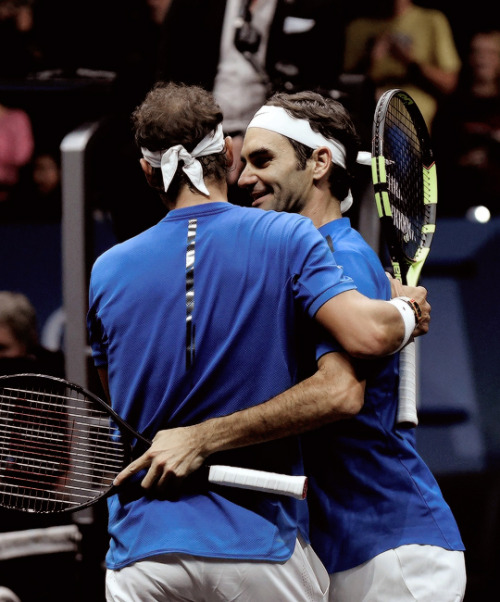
113, 351, 365, 489
314, 286, 430, 358
373, 32, 459, 95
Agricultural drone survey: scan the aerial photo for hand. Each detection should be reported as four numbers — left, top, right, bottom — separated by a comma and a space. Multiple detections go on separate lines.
113, 424, 209, 493
386, 274, 430, 337
386, 272, 405, 297
401, 284, 431, 337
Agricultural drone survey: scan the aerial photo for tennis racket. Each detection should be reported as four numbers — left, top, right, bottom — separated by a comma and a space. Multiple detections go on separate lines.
371, 89, 437, 427
0, 373, 308, 514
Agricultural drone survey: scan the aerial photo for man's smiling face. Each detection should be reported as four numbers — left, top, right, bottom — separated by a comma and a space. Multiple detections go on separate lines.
238, 128, 314, 213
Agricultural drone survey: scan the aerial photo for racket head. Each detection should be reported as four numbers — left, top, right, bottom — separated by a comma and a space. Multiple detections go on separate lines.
371, 89, 437, 286
0, 373, 143, 514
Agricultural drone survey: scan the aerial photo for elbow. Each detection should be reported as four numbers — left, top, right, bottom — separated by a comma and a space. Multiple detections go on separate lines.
344, 390, 364, 417
322, 377, 365, 421
439, 72, 459, 95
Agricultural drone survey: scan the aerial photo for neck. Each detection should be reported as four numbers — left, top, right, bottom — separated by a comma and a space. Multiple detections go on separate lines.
394, 0, 412, 17
171, 179, 228, 210
299, 185, 342, 228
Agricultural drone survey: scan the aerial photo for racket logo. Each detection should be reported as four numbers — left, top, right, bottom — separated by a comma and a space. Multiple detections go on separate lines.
397, 91, 415, 107
394, 207, 415, 243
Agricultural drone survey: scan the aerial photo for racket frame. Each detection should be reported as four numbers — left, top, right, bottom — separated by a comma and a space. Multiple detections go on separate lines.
371, 89, 437, 426
0, 373, 307, 514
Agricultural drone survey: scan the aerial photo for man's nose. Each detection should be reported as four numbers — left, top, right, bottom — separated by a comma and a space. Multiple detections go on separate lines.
237, 164, 258, 188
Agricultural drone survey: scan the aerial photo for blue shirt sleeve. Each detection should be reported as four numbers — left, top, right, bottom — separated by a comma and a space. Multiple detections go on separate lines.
286, 217, 357, 317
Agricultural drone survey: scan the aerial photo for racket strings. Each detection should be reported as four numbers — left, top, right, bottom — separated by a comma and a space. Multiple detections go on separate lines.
0, 381, 127, 513
384, 98, 427, 261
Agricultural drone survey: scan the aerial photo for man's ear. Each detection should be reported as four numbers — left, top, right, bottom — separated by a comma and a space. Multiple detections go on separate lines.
224, 135, 234, 168
140, 158, 155, 186
311, 147, 332, 181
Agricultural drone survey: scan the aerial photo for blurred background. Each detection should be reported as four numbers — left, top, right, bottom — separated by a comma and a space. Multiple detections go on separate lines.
1, 1, 499, 600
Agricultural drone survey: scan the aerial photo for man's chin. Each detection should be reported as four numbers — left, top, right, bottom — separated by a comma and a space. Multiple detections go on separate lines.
251, 195, 276, 211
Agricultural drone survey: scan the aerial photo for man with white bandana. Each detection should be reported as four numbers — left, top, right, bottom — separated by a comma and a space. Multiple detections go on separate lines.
88, 81, 431, 601
236, 92, 465, 601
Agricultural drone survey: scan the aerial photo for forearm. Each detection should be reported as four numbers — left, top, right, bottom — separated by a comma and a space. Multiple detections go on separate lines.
411, 62, 458, 95
315, 288, 429, 358
198, 352, 364, 457
114, 352, 364, 488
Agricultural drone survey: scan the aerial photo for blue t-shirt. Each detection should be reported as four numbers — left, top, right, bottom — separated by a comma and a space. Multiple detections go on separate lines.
303, 218, 464, 573
87, 202, 355, 569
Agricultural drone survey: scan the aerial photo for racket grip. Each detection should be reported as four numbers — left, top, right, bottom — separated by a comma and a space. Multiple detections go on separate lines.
397, 339, 418, 427
208, 465, 308, 500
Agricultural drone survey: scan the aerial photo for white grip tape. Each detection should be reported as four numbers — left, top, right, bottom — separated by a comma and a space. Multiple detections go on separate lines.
388, 297, 417, 354
208, 465, 308, 500
397, 340, 418, 427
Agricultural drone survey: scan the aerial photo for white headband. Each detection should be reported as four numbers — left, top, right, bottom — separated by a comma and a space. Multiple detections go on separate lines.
247, 105, 371, 213
141, 123, 226, 196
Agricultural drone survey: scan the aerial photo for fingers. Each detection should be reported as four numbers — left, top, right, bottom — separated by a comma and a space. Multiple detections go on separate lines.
394, 284, 430, 337
113, 453, 152, 487
113, 442, 197, 494
411, 286, 431, 337
386, 272, 405, 298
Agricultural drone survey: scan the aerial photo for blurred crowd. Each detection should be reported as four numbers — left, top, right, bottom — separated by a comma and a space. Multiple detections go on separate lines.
1, 0, 500, 235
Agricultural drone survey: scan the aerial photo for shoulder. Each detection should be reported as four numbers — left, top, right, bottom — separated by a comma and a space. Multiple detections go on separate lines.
411, 5, 452, 26
90, 227, 155, 274
234, 206, 320, 236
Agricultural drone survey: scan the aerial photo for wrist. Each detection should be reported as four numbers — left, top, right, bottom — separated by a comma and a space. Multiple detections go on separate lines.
189, 420, 219, 459
388, 296, 418, 353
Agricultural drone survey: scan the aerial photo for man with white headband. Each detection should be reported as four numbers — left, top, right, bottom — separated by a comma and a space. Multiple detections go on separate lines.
234, 91, 465, 601
90, 81, 431, 601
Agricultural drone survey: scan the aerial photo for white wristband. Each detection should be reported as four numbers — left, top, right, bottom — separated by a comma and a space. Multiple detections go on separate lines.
387, 297, 417, 354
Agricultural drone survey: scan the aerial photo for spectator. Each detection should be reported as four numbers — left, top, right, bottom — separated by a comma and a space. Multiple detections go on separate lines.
433, 29, 500, 218
0, 101, 34, 203
0, 293, 75, 602
0, 291, 65, 377
343, 0, 461, 131
2, 147, 62, 221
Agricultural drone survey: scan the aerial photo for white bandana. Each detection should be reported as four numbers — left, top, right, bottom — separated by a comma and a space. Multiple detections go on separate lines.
141, 123, 226, 196
247, 105, 371, 213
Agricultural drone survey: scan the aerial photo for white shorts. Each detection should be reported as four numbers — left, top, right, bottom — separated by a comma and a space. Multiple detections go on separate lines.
329, 544, 466, 602
106, 535, 329, 601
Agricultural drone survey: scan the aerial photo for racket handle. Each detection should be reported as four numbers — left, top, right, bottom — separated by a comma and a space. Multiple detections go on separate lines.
397, 339, 418, 427
208, 465, 308, 500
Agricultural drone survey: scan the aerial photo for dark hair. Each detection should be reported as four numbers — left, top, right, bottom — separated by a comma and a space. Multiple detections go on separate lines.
266, 91, 361, 203
132, 82, 228, 200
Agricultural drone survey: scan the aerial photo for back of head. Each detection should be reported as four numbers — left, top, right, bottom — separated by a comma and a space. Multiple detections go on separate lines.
266, 91, 361, 202
132, 82, 228, 200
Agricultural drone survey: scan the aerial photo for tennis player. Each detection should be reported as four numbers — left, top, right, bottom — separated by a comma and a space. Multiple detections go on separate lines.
94, 82, 429, 601
240, 91, 466, 601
